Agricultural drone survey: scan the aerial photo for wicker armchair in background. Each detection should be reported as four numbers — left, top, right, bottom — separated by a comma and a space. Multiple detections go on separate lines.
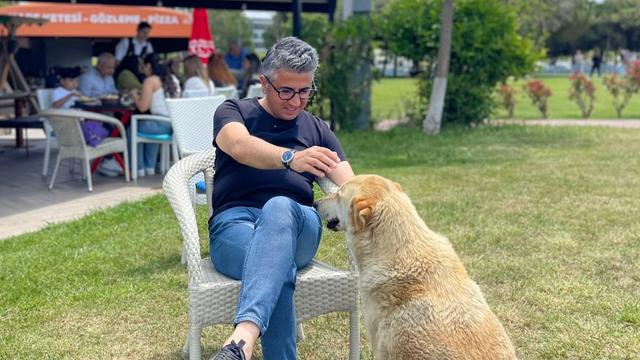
42, 109, 130, 192
163, 148, 360, 360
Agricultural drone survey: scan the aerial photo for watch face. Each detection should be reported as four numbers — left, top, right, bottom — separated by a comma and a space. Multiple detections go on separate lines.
282, 150, 294, 163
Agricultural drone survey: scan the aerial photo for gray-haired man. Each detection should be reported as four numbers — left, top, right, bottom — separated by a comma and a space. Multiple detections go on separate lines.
209, 37, 355, 360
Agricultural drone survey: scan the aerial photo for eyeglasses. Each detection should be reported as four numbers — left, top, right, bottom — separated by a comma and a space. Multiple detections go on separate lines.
264, 75, 316, 101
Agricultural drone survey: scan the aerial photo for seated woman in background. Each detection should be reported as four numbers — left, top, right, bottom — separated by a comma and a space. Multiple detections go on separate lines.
240, 52, 261, 98
207, 52, 238, 88
182, 54, 215, 96
128, 53, 179, 177
115, 55, 144, 93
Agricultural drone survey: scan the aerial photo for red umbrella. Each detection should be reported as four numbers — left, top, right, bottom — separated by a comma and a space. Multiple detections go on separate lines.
188, 8, 215, 64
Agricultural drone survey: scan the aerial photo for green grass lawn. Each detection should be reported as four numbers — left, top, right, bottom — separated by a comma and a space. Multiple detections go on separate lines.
371, 77, 419, 121
2, 125, 639, 359
493, 74, 640, 120
373, 74, 640, 121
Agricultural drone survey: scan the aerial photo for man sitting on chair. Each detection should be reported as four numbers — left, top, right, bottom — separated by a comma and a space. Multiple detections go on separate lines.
208, 37, 354, 360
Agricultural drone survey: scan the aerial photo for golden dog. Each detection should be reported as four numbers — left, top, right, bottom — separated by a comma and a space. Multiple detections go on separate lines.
316, 175, 517, 360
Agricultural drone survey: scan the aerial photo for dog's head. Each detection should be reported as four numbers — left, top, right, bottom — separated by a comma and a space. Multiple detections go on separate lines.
316, 175, 403, 234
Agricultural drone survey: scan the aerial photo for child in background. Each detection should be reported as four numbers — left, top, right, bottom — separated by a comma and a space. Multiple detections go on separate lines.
52, 67, 82, 109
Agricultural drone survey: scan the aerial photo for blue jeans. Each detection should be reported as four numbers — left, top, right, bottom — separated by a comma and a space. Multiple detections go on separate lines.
208, 196, 322, 360
127, 119, 172, 171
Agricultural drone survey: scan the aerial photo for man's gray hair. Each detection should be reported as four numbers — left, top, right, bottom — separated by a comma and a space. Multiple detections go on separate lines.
261, 37, 319, 79
97, 52, 115, 65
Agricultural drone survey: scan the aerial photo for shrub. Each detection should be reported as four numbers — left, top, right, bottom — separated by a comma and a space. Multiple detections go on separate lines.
602, 74, 635, 118
523, 79, 552, 118
568, 73, 596, 118
497, 82, 517, 118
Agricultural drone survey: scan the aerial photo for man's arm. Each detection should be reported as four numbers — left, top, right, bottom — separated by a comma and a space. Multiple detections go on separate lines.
325, 161, 355, 187
114, 39, 127, 62
216, 122, 341, 177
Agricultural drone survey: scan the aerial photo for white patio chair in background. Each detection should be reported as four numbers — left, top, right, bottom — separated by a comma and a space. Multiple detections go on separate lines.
42, 109, 130, 192
162, 148, 360, 360
244, 83, 264, 99
181, 88, 212, 99
165, 95, 226, 221
165, 95, 226, 157
129, 114, 179, 182
213, 85, 239, 100
36, 88, 55, 176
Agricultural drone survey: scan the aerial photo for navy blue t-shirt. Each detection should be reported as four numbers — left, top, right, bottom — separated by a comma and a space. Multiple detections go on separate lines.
211, 98, 346, 218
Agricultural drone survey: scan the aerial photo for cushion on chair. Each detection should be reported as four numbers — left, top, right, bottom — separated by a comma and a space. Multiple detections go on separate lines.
137, 132, 172, 141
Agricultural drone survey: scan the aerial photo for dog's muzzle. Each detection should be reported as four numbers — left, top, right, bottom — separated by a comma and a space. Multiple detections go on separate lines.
327, 218, 340, 231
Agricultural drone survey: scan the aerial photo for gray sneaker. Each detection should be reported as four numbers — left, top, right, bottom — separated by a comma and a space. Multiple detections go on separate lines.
210, 340, 246, 360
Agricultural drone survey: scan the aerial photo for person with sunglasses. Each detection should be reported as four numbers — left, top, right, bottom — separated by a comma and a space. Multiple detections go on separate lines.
209, 37, 355, 360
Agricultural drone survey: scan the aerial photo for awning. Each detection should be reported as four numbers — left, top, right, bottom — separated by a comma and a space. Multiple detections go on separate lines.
0, 2, 192, 38
16, 0, 336, 14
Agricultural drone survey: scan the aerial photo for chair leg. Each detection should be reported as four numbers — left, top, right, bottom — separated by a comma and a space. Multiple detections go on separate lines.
42, 136, 51, 176
171, 140, 180, 166
122, 150, 130, 182
188, 325, 202, 360
296, 323, 305, 342
132, 138, 138, 182
182, 332, 190, 359
349, 309, 360, 360
48, 154, 62, 190
159, 144, 167, 174
84, 157, 93, 192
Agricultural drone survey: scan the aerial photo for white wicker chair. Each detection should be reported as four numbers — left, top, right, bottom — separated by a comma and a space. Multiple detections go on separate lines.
42, 109, 130, 192
163, 148, 360, 360
244, 83, 264, 99
182, 88, 213, 99
165, 96, 226, 158
130, 114, 179, 182
166, 95, 226, 216
213, 85, 239, 100
36, 88, 55, 176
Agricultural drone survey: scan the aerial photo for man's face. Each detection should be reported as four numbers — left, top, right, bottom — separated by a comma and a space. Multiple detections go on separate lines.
229, 43, 240, 56
137, 27, 151, 41
96, 59, 116, 77
260, 70, 314, 121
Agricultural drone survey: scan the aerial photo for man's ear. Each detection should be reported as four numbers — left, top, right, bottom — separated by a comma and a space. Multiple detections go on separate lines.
350, 195, 373, 233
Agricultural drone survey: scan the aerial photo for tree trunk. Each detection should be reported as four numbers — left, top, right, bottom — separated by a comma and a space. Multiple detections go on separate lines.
423, 0, 454, 134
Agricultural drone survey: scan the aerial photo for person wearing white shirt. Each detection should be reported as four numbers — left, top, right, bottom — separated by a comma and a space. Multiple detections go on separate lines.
51, 67, 81, 109
182, 54, 215, 97
78, 52, 117, 98
114, 21, 154, 62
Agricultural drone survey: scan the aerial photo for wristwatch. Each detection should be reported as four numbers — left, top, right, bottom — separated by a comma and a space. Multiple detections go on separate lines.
281, 149, 296, 169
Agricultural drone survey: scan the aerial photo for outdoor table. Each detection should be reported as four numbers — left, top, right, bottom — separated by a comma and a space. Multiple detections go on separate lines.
0, 114, 43, 153
0, 91, 33, 147
74, 102, 134, 174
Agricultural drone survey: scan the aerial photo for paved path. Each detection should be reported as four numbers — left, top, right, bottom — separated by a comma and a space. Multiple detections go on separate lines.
0, 132, 163, 240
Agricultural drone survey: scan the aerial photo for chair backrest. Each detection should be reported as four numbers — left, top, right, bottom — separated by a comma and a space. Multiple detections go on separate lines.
214, 85, 239, 100
36, 88, 55, 112
41, 110, 86, 148
244, 83, 264, 99
165, 95, 226, 156
182, 88, 213, 99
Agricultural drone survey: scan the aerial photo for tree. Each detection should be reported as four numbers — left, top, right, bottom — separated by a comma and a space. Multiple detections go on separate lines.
208, 10, 254, 53
423, 0, 453, 134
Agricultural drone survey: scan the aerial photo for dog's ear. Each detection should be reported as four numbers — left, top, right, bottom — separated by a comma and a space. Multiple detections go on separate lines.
394, 181, 403, 192
350, 195, 373, 233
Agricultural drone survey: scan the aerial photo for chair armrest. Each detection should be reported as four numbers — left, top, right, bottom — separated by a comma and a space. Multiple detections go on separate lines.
42, 108, 127, 140
163, 148, 217, 285
130, 114, 172, 124
316, 176, 339, 195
